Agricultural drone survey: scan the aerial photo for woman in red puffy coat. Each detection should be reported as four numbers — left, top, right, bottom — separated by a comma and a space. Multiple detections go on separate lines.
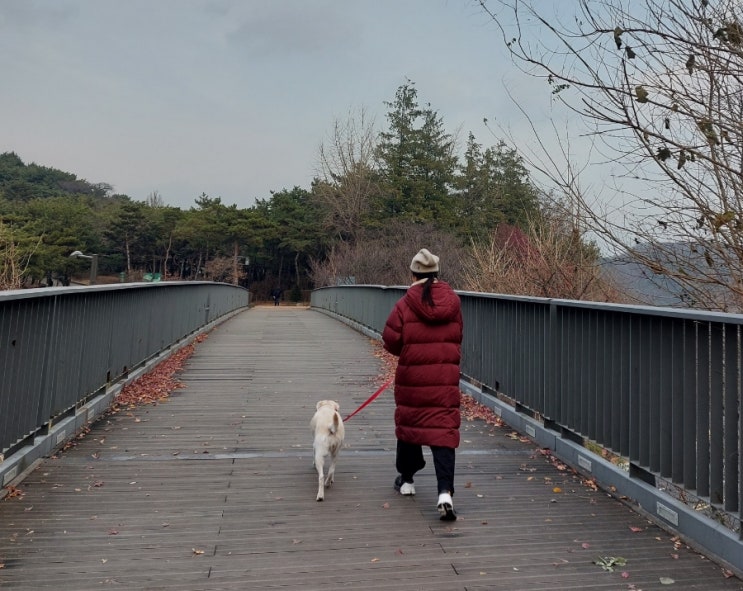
382, 248, 463, 521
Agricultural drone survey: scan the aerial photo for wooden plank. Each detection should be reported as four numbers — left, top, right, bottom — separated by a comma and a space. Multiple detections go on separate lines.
0, 307, 740, 590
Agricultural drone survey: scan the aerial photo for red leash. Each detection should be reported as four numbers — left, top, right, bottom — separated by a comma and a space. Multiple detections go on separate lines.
343, 379, 393, 422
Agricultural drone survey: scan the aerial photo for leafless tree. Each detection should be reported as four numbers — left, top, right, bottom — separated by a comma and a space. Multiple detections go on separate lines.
478, 0, 743, 310
0, 221, 37, 290
146, 190, 165, 208
313, 107, 382, 245
204, 255, 244, 285
461, 211, 627, 302
309, 221, 468, 288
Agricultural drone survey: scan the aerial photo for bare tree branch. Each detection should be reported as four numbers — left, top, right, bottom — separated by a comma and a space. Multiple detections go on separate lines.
313, 107, 382, 244
478, 0, 743, 310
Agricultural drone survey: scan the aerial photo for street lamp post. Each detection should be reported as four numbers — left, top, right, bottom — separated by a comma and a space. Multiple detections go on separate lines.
70, 250, 99, 285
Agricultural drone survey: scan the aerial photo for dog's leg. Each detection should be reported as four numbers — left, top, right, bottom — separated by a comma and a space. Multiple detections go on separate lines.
325, 460, 335, 487
325, 448, 337, 487
315, 447, 325, 501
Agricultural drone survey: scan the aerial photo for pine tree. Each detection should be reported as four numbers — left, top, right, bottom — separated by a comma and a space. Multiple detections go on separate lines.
375, 81, 458, 226
454, 134, 540, 242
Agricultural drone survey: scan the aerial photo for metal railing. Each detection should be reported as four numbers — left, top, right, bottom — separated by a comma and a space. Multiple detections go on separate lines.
0, 282, 249, 466
311, 284, 743, 574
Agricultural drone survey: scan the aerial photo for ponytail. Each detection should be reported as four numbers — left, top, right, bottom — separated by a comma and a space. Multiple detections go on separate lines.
412, 272, 437, 306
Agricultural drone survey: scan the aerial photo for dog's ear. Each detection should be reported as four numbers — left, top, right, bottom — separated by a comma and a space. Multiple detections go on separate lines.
316, 400, 325, 411
332, 401, 340, 412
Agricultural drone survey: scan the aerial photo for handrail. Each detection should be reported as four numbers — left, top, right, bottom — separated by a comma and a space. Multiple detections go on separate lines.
311, 284, 743, 574
0, 282, 249, 463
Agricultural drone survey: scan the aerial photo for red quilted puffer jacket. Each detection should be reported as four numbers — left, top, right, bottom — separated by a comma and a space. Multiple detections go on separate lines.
382, 280, 463, 448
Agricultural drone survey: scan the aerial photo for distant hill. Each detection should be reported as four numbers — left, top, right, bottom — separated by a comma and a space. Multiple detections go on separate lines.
0, 151, 114, 201
601, 239, 740, 310
601, 255, 685, 307
600, 241, 714, 308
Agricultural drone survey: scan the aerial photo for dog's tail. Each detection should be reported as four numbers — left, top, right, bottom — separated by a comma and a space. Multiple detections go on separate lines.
330, 411, 340, 435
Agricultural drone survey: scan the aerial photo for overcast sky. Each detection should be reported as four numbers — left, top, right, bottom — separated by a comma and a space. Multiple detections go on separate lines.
1, 0, 569, 210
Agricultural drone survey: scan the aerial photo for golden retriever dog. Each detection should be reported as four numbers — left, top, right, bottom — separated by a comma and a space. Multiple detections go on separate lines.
310, 400, 345, 501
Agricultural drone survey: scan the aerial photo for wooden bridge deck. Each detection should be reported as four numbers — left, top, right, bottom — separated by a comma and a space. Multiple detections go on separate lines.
1, 306, 741, 590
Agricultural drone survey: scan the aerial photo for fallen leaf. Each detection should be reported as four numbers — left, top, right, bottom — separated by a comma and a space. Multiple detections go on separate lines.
659, 576, 675, 584
192, 548, 205, 556
382, 502, 390, 509
629, 526, 644, 532
582, 543, 590, 549
553, 487, 562, 493
371, 557, 380, 563
583, 478, 599, 491
108, 529, 119, 535
621, 571, 630, 579
594, 556, 627, 572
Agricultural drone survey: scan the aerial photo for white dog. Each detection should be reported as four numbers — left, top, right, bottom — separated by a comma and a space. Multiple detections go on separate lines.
310, 400, 345, 501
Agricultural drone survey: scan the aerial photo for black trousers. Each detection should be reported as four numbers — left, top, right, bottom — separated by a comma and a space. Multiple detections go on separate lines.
396, 440, 456, 495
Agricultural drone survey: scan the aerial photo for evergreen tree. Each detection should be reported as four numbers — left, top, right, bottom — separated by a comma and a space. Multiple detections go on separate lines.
454, 134, 540, 242
375, 81, 458, 226
104, 200, 148, 274
255, 187, 326, 291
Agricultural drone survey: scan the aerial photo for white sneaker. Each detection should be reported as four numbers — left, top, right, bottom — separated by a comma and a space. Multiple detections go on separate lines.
394, 476, 416, 495
437, 492, 456, 521
399, 482, 416, 495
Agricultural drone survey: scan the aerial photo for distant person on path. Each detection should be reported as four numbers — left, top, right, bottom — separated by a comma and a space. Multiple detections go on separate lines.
382, 248, 463, 521
271, 287, 283, 306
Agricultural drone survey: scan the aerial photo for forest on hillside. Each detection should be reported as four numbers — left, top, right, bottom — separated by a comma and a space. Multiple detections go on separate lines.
1, 81, 617, 303
5, 0, 743, 313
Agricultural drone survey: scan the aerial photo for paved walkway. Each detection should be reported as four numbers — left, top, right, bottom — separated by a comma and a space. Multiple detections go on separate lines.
1, 307, 741, 590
